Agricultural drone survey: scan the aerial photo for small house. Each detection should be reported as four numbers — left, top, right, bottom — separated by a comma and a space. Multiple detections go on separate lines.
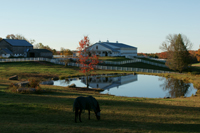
0, 39, 33, 57
0, 39, 53, 58
27, 49, 53, 58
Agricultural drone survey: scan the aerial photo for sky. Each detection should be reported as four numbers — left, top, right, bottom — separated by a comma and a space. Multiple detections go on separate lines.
0, 0, 199, 53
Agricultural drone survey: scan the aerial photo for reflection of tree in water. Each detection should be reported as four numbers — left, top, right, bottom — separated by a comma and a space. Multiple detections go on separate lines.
159, 77, 191, 98
58, 79, 71, 86
65, 79, 71, 84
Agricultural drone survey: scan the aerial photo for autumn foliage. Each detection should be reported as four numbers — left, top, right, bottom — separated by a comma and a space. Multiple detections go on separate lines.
77, 36, 99, 87
196, 48, 200, 62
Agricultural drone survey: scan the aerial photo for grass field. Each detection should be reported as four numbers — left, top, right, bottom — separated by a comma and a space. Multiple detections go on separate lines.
0, 62, 122, 80
100, 62, 172, 71
98, 56, 131, 61
98, 56, 166, 65
0, 80, 200, 133
1, 61, 200, 132
136, 57, 166, 65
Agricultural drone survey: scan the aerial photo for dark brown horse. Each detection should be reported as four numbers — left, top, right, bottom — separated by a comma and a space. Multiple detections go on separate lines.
73, 96, 101, 123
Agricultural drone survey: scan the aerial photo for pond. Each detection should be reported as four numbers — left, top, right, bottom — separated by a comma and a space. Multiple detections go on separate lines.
53, 74, 197, 98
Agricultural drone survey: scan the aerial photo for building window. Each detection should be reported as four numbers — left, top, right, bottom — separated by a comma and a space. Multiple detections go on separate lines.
96, 46, 98, 49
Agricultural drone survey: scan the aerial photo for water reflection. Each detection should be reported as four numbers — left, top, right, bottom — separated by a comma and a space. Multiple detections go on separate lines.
159, 78, 192, 98
53, 74, 197, 98
81, 74, 137, 90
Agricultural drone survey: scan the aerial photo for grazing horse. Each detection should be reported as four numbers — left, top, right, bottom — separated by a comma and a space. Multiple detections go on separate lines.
73, 96, 101, 123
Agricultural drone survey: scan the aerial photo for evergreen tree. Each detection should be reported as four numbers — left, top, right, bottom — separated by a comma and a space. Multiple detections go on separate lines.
160, 34, 191, 72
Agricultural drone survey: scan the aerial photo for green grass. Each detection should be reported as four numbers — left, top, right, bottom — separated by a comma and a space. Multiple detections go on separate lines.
0, 61, 200, 132
98, 56, 131, 61
137, 57, 166, 65
0, 62, 127, 80
0, 61, 172, 80
100, 62, 172, 71
0, 61, 85, 79
191, 63, 200, 73
0, 82, 200, 133
95, 56, 169, 71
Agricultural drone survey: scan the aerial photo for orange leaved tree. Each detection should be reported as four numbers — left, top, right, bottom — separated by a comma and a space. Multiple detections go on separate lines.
196, 46, 200, 62
77, 36, 99, 88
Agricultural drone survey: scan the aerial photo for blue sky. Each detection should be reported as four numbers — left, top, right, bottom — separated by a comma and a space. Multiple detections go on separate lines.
0, 0, 199, 53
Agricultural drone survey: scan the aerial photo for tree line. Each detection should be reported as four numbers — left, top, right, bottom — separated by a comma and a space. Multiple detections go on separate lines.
139, 34, 200, 73
0, 34, 73, 56
2, 33, 200, 73
138, 50, 198, 63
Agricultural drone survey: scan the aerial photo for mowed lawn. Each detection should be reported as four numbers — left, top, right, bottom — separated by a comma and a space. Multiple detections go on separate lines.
0, 61, 80, 79
0, 83, 200, 133
0, 62, 121, 80
0, 61, 200, 132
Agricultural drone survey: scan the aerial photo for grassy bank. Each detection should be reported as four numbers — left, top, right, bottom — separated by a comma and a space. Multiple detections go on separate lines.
0, 80, 200, 133
100, 62, 172, 71
1, 61, 200, 132
98, 56, 131, 61
1, 61, 200, 89
0, 62, 123, 80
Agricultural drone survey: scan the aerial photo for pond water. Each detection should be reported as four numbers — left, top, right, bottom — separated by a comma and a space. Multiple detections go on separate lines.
53, 74, 197, 98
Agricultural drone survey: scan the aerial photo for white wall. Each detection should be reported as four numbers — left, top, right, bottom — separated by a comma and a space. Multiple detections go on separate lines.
1, 54, 11, 58
88, 44, 111, 51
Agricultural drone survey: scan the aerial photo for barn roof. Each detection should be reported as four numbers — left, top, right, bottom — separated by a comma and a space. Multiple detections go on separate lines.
4, 39, 33, 47
29, 49, 52, 53
94, 41, 137, 50
106, 42, 137, 49
1, 48, 13, 54
98, 43, 118, 52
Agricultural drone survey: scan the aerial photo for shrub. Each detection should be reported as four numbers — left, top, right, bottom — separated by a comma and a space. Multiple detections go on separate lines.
7, 83, 18, 93
28, 78, 40, 88
7, 78, 43, 94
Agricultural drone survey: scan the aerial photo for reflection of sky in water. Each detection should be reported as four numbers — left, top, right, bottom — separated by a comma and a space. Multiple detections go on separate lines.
54, 79, 88, 88
101, 75, 167, 98
53, 75, 197, 98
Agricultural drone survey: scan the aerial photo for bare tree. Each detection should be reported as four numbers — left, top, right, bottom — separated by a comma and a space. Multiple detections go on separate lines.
160, 34, 192, 72
6, 34, 35, 45
6, 34, 16, 39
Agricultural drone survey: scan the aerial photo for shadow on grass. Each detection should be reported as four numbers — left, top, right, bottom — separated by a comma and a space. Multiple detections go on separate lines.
0, 88, 200, 132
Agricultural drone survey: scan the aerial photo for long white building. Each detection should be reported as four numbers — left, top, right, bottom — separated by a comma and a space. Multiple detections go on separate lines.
87, 41, 137, 57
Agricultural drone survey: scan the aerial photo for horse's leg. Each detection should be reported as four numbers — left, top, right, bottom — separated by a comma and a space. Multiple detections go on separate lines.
88, 110, 90, 120
79, 109, 82, 122
75, 108, 78, 123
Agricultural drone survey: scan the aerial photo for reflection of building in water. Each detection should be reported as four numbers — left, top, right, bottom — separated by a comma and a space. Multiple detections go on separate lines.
81, 74, 138, 90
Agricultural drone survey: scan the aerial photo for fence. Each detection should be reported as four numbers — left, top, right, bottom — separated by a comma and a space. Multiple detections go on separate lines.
0, 58, 65, 65
0, 58, 172, 74
67, 62, 172, 74
126, 56, 167, 68
56, 56, 167, 68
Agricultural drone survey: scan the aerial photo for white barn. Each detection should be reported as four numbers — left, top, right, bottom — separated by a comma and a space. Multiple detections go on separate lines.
81, 74, 138, 90
87, 41, 137, 57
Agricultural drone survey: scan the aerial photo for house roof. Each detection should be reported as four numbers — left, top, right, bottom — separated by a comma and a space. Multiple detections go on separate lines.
93, 41, 137, 51
4, 39, 33, 47
106, 42, 137, 49
98, 43, 119, 52
1, 48, 13, 54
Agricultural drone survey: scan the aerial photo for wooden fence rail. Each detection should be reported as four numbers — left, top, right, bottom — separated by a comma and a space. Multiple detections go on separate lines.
57, 57, 167, 68
0, 58, 172, 74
